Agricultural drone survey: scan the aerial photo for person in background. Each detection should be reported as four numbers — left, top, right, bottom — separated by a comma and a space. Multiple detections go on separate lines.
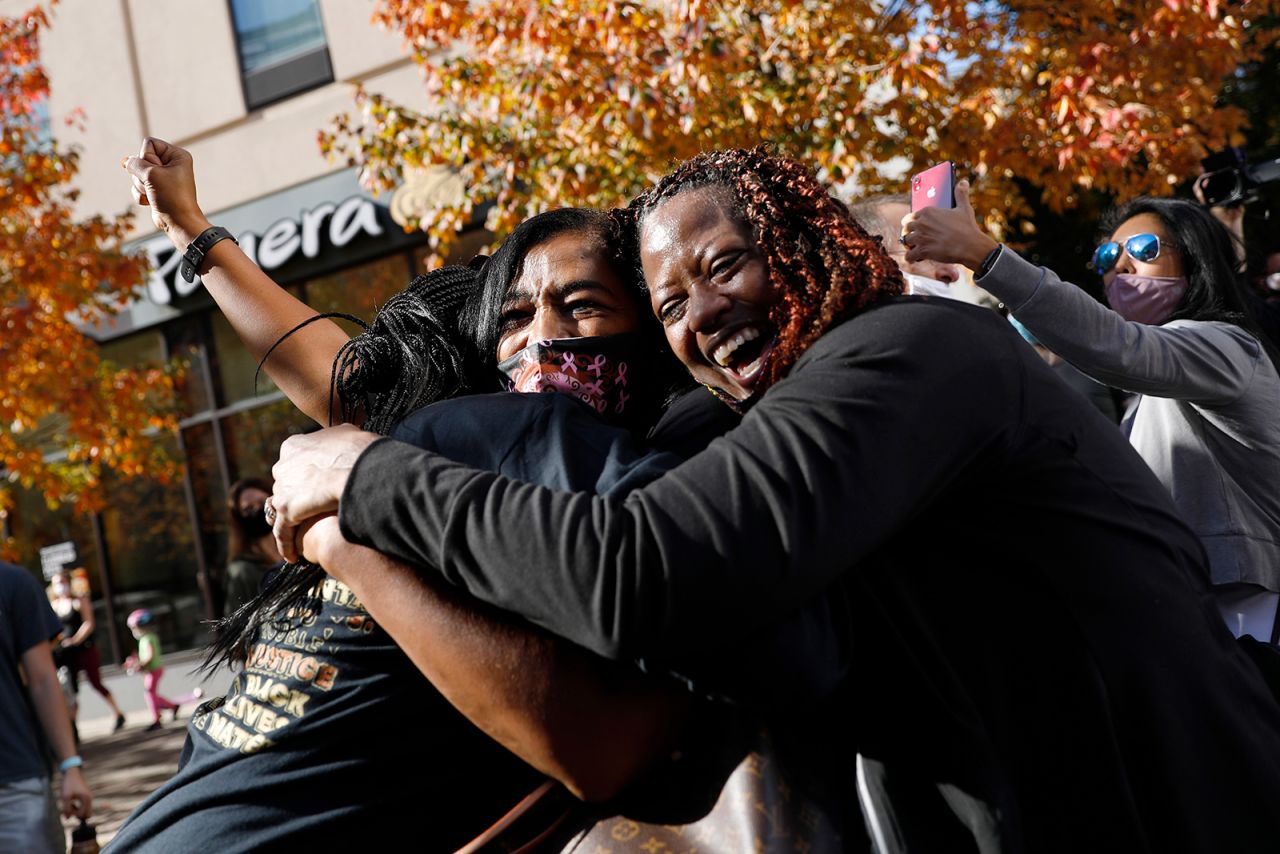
1192, 177, 1280, 355
1, 562, 92, 854
904, 185, 1280, 641
124, 610, 180, 732
852, 191, 1125, 423
221, 478, 283, 617
48, 570, 126, 733
845, 192, 967, 299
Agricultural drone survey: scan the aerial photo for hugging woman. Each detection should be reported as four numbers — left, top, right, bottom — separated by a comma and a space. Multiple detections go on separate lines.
276, 148, 1280, 854
115, 140, 845, 851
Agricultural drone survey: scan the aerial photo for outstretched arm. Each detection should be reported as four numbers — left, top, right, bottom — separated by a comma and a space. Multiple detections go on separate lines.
122, 138, 351, 426
904, 180, 1263, 405
302, 515, 691, 802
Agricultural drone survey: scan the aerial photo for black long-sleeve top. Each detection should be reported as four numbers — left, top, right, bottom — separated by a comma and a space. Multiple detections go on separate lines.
340, 298, 1205, 659
342, 297, 1280, 852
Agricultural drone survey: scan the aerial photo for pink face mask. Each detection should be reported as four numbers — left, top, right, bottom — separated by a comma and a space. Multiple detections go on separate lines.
496, 333, 650, 425
1104, 274, 1188, 325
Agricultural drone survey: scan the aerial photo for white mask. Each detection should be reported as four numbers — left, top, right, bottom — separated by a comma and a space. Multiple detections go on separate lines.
1266, 271, 1280, 293
904, 273, 957, 300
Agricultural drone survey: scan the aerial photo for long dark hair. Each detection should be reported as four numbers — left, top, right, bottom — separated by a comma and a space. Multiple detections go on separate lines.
465, 209, 630, 366
202, 265, 480, 673
1103, 197, 1249, 325
1101, 197, 1280, 370
461, 207, 688, 419
328, 265, 484, 433
630, 147, 904, 395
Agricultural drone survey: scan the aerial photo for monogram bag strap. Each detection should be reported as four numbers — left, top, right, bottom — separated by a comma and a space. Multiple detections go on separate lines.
454, 779, 583, 854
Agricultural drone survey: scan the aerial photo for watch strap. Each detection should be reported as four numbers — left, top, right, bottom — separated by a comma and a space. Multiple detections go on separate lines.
976, 244, 1003, 280
180, 226, 238, 283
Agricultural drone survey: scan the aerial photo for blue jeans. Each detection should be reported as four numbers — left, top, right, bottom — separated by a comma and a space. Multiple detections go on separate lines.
0, 776, 63, 854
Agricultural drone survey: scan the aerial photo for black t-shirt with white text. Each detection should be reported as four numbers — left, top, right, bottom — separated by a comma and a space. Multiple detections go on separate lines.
109, 392, 710, 853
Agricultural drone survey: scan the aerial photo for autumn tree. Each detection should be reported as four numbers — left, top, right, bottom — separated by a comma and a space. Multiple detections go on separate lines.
322, 0, 1280, 260
0, 2, 179, 553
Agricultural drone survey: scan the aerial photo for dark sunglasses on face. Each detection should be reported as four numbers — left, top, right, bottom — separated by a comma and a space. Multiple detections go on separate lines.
1090, 233, 1161, 275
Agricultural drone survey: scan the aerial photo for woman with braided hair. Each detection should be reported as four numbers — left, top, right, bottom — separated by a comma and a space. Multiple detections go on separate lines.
118, 138, 810, 850
112, 135, 701, 850
276, 147, 1280, 853
197, 261, 489, 679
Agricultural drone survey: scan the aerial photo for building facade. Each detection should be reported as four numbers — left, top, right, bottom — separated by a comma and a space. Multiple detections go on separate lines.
3, 0, 469, 663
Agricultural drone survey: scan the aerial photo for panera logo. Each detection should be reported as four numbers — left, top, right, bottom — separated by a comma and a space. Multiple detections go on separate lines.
140, 195, 384, 306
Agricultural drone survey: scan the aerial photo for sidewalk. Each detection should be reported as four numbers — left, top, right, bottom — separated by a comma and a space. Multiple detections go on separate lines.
63, 650, 233, 847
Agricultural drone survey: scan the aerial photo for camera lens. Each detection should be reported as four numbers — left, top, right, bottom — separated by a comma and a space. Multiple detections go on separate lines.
1200, 169, 1242, 206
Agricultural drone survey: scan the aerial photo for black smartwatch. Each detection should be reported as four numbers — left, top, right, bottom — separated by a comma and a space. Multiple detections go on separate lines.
976, 244, 1003, 280
180, 226, 238, 283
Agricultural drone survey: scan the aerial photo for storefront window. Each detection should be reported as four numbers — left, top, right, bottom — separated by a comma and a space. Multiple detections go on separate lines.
165, 316, 214, 417
99, 435, 204, 654
180, 422, 229, 616
220, 398, 314, 489
210, 311, 283, 407
99, 328, 181, 426
100, 328, 165, 372
6, 487, 106, 651
414, 229, 494, 274
305, 254, 412, 335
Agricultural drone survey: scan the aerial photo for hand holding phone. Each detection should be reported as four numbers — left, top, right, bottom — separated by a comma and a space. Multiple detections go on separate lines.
901, 177, 1000, 272
911, 162, 955, 211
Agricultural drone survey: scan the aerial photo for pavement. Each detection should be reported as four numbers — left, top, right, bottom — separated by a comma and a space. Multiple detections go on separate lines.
62, 650, 234, 847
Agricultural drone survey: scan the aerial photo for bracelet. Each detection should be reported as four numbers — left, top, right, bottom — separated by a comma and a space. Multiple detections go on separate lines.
976, 244, 1003, 279
179, 225, 238, 283
58, 755, 83, 773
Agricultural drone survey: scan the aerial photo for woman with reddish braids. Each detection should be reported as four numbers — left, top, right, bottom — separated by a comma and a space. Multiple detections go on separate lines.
273, 147, 1280, 853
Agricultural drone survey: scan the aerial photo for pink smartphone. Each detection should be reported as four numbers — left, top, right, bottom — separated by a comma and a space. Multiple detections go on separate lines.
910, 162, 955, 211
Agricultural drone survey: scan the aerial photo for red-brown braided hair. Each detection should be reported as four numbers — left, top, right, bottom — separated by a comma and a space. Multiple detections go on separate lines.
630, 147, 904, 393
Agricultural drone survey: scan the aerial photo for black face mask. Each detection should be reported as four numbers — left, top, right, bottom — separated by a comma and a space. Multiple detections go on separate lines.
241, 506, 273, 539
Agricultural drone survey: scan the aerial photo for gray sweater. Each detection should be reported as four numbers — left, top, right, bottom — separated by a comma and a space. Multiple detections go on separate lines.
980, 248, 1280, 591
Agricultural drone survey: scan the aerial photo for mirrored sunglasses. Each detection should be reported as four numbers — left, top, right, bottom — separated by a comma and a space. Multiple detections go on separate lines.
1090, 233, 1161, 275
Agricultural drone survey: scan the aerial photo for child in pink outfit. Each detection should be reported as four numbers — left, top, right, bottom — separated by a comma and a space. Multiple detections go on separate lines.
126, 609, 177, 730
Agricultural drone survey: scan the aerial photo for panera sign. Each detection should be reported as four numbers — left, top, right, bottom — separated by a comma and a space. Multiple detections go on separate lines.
141, 194, 384, 306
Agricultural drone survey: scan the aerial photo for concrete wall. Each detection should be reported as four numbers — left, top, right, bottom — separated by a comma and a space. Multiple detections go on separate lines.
319, 0, 408, 81
17, 0, 426, 236
128, 0, 245, 142
10, 0, 147, 225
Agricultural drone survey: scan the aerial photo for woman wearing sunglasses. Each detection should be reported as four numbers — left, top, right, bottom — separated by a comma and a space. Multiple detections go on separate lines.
903, 184, 1280, 641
